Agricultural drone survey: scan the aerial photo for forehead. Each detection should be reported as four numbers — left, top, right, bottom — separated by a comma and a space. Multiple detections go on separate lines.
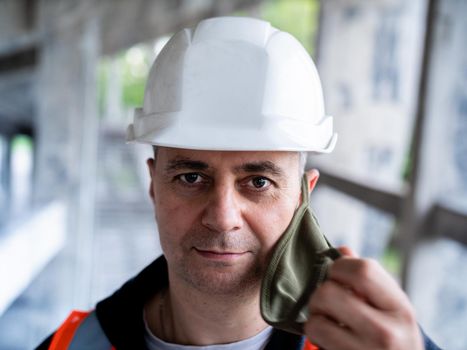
156, 147, 300, 174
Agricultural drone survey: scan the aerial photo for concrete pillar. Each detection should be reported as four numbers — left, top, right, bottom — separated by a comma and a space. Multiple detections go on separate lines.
312, 0, 428, 258
406, 1, 467, 348
0, 136, 12, 224
316, 0, 428, 189
34, 1, 99, 311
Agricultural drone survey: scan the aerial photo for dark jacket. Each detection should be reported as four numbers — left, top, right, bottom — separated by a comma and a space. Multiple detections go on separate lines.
36, 255, 441, 350
36, 256, 307, 349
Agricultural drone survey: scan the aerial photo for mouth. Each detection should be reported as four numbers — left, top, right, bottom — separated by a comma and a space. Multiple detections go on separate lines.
193, 248, 248, 261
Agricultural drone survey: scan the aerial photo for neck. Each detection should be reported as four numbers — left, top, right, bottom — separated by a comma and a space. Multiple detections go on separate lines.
145, 274, 269, 346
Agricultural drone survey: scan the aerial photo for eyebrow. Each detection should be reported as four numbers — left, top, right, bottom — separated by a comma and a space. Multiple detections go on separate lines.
234, 161, 285, 178
165, 158, 210, 173
164, 158, 285, 178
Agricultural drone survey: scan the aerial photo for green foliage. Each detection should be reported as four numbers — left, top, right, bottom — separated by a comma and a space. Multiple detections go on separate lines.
98, 45, 154, 115
120, 47, 152, 107
98, 1, 320, 113
261, 0, 319, 55
381, 246, 402, 278
11, 135, 33, 152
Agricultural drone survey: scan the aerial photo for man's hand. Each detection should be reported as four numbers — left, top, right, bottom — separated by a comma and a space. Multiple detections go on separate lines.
304, 247, 424, 350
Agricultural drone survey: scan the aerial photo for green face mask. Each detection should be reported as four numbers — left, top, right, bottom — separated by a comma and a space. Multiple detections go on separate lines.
260, 175, 340, 335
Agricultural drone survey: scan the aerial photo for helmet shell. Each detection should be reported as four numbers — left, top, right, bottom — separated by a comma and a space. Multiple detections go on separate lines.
127, 17, 337, 153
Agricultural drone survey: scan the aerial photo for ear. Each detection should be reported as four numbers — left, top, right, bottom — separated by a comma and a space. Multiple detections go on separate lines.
147, 158, 156, 202
305, 168, 320, 194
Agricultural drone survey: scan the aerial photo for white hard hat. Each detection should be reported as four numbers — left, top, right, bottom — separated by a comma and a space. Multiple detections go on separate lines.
127, 16, 337, 153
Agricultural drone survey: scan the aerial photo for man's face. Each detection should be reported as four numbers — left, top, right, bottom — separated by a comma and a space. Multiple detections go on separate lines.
147, 147, 303, 297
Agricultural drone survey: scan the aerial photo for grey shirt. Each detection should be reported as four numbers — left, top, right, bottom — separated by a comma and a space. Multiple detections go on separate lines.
144, 318, 273, 350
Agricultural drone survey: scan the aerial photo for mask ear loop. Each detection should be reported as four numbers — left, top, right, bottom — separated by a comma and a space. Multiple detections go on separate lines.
302, 174, 310, 201
301, 174, 311, 207
300, 174, 339, 259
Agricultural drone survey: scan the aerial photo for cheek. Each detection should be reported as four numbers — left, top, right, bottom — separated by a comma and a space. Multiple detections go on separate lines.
153, 194, 209, 256
153, 190, 192, 251
246, 199, 297, 252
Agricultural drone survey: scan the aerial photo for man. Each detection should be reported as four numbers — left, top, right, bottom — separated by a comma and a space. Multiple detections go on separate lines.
37, 17, 440, 349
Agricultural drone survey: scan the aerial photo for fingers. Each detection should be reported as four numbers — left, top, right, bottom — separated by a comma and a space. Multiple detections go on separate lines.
304, 247, 424, 350
328, 256, 410, 311
305, 314, 359, 350
337, 246, 357, 257
308, 280, 380, 334
306, 308, 421, 350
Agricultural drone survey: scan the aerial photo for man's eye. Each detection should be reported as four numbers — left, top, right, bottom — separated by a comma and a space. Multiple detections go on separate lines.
179, 173, 202, 184
250, 177, 270, 189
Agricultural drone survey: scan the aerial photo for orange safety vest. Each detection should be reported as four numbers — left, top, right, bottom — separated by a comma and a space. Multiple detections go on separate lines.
303, 339, 319, 350
48, 310, 115, 350
50, 310, 318, 350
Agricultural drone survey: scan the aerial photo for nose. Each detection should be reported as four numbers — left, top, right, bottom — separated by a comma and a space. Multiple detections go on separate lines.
201, 183, 243, 233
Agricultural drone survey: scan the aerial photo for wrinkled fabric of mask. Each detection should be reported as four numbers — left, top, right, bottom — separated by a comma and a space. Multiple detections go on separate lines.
260, 175, 341, 335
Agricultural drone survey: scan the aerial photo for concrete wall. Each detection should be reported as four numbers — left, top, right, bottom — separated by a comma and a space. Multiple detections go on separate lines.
314, 1, 467, 348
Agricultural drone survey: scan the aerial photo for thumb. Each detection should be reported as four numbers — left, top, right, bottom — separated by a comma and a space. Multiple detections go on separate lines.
337, 246, 359, 258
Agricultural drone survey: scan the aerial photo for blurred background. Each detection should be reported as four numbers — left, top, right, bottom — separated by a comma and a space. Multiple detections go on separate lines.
0, 0, 466, 348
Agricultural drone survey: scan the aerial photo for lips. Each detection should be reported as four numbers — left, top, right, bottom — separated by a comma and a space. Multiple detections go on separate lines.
193, 248, 248, 260
195, 248, 244, 254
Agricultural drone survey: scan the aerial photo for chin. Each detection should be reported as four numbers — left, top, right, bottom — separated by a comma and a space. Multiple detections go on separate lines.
179, 264, 263, 297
